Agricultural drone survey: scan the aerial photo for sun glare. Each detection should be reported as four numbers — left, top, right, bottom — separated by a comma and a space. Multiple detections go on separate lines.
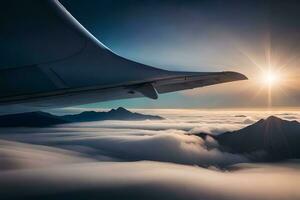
263, 70, 280, 87
258, 67, 285, 108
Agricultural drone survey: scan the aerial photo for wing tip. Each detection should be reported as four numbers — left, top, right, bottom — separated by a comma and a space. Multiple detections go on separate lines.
223, 71, 248, 81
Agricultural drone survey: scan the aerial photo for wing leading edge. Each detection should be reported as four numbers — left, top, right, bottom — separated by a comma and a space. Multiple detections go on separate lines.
0, 0, 247, 114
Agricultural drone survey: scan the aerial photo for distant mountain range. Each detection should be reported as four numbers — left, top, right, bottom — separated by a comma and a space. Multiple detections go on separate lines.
0, 112, 68, 127
62, 107, 163, 122
197, 116, 300, 161
0, 107, 163, 127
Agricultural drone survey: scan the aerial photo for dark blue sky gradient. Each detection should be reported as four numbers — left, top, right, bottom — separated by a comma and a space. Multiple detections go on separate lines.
60, 0, 300, 109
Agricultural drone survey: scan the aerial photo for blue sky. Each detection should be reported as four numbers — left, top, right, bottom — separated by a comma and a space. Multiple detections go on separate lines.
61, 0, 300, 109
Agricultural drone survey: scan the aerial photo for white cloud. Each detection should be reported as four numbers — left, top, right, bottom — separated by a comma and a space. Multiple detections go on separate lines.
1, 109, 300, 199
188, 124, 242, 135
1, 131, 246, 167
65, 132, 248, 167
1, 160, 299, 200
0, 139, 93, 170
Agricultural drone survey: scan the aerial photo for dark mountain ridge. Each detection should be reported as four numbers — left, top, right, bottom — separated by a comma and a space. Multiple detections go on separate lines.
0, 107, 163, 127
0, 112, 68, 127
62, 107, 163, 122
200, 116, 300, 161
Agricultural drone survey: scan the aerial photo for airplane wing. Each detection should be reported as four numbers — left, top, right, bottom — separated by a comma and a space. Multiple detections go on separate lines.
0, 0, 247, 114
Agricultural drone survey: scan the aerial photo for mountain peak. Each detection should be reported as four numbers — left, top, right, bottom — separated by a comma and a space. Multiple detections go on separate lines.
0, 108, 163, 127
217, 115, 300, 161
265, 115, 282, 122
116, 107, 128, 112
62, 107, 163, 123
110, 107, 131, 114
258, 115, 300, 128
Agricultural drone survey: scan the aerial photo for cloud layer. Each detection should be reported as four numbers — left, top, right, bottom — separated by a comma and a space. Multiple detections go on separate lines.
0, 109, 300, 199
1, 160, 300, 200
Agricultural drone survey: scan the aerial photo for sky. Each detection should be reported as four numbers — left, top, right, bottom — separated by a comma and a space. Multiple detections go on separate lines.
60, 0, 300, 109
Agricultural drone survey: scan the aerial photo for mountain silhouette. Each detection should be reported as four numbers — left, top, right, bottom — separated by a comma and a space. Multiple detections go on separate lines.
216, 116, 300, 161
62, 107, 163, 122
0, 112, 68, 127
0, 107, 163, 127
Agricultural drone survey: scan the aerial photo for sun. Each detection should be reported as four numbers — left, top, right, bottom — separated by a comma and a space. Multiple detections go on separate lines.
262, 70, 281, 88
263, 71, 280, 87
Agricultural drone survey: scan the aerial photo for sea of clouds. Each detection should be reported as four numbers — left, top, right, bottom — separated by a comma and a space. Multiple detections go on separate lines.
0, 109, 300, 199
